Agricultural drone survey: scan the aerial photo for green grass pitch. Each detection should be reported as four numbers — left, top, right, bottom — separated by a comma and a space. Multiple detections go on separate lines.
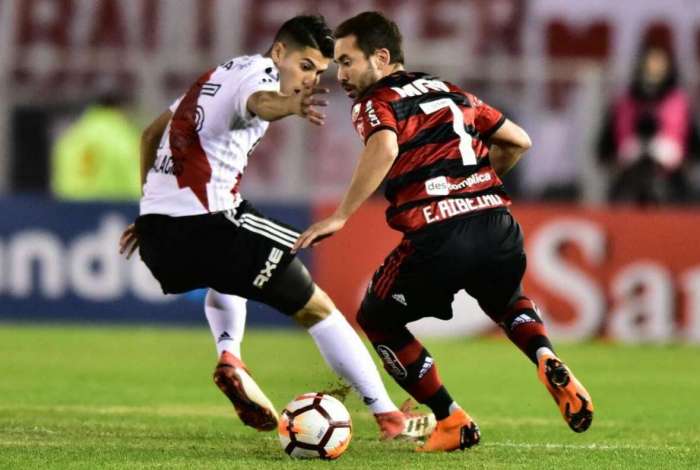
0, 324, 698, 469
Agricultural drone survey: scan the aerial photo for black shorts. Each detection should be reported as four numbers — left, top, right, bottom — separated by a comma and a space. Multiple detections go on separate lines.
359, 209, 525, 329
135, 200, 315, 315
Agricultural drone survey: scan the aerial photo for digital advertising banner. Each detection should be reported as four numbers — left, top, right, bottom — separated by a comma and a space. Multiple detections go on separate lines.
313, 201, 700, 343
0, 197, 310, 327
2, 197, 698, 342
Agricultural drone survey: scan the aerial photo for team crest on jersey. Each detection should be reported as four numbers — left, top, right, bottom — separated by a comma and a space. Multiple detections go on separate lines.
351, 103, 361, 122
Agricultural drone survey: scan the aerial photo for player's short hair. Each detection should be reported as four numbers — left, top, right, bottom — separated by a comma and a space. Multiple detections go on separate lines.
334, 11, 404, 65
273, 15, 335, 59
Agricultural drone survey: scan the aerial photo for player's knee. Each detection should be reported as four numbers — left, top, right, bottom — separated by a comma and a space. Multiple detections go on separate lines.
356, 297, 403, 345
205, 289, 224, 309
356, 306, 370, 333
205, 289, 245, 311
292, 285, 335, 328
356, 296, 380, 333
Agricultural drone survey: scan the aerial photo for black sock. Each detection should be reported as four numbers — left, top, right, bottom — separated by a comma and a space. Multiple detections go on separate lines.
423, 386, 454, 420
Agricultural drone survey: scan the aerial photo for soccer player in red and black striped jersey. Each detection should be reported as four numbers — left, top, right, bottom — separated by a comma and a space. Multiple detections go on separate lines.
295, 11, 594, 452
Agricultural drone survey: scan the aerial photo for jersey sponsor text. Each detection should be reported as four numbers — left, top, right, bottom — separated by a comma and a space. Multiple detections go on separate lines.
422, 194, 506, 224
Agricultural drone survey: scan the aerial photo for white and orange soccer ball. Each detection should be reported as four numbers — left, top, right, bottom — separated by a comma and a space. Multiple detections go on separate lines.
278, 392, 352, 460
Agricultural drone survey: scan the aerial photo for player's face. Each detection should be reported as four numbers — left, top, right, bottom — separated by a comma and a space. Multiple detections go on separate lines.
275, 45, 330, 95
641, 48, 670, 87
335, 35, 382, 100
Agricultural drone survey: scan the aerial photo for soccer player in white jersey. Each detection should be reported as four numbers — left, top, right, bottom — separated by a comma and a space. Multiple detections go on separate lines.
118, 15, 431, 440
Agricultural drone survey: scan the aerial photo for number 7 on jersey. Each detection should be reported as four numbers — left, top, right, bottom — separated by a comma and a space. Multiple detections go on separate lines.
419, 98, 477, 166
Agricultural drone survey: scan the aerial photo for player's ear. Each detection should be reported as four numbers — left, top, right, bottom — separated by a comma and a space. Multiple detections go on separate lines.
270, 42, 286, 62
374, 48, 392, 68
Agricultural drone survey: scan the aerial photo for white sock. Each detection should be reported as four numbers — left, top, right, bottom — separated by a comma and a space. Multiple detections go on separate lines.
448, 402, 461, 415
204, 289, 247, 358
536, 347, 556, 362
308, 310, 398, 414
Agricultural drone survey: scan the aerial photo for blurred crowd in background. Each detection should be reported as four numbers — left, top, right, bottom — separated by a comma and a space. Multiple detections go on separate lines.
2, 0, 700, 206
2, 0, 700, 341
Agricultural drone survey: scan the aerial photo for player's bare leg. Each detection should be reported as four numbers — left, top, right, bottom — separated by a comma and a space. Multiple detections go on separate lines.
294, 285, 434, 440
206, 289, 279, 431
495, 296, 594, 432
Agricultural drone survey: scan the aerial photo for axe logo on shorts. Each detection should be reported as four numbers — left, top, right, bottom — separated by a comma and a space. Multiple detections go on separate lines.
253, 247, 284, 288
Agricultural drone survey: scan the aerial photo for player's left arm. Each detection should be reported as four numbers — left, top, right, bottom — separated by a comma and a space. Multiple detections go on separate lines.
470, 93, 531, 176
488, 119, 532, 177
293, 129, 399, 251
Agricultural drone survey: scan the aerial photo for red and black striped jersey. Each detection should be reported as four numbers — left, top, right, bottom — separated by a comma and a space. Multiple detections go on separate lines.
351, 71, 509, 233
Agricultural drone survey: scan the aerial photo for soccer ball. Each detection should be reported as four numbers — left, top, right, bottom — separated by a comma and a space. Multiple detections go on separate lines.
278, 392, 352, 460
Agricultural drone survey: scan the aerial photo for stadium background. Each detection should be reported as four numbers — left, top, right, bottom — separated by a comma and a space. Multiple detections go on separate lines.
1, 0, 698, 343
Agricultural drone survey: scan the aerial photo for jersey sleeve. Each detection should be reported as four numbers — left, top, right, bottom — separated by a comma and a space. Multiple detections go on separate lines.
351, 96, 398, 144
234, 59, 281, 121
471, 94, 506, 139
168, 94, 184, 113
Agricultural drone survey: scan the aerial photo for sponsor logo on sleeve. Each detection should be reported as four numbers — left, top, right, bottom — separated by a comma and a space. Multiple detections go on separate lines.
365, 100, 381, 127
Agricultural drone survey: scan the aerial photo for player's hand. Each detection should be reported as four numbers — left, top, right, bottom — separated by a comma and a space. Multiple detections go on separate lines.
119, 223, 139, 260
292, 215, 346, 252
293, 84, 329, 126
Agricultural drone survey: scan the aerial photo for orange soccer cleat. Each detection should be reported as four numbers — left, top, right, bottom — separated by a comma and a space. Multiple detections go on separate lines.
416, 408, 480, 452
537, 355, 594, 433
213, 351, 279, 431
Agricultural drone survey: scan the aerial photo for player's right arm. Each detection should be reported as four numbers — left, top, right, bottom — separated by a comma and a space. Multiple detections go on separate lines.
120, 109, 171, 260
246, 86, 328, 125
140, 109, 172, 187
488, 119, 532, 177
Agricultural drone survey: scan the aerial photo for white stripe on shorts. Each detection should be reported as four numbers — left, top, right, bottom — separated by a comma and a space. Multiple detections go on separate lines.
240, 222, 295, 249
240, 213, 300, 238
240, 217, 298, 245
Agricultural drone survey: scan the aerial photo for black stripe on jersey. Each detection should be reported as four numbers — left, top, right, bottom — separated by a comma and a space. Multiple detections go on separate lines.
390, 92, 471, 122
365, 124, 398, 143
399, 122, 454, 153
480, 114, 507, 140
385, 157, 491, 200
385, 185, 508, 219
399, 122, 471, 155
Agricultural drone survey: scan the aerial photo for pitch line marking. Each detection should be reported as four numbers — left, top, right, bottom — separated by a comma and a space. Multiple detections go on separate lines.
484, 441, 692, 452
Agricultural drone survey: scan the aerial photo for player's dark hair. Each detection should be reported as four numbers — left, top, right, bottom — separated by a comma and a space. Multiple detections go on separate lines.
273, 15, 334, 59
334, 11, 404, 64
